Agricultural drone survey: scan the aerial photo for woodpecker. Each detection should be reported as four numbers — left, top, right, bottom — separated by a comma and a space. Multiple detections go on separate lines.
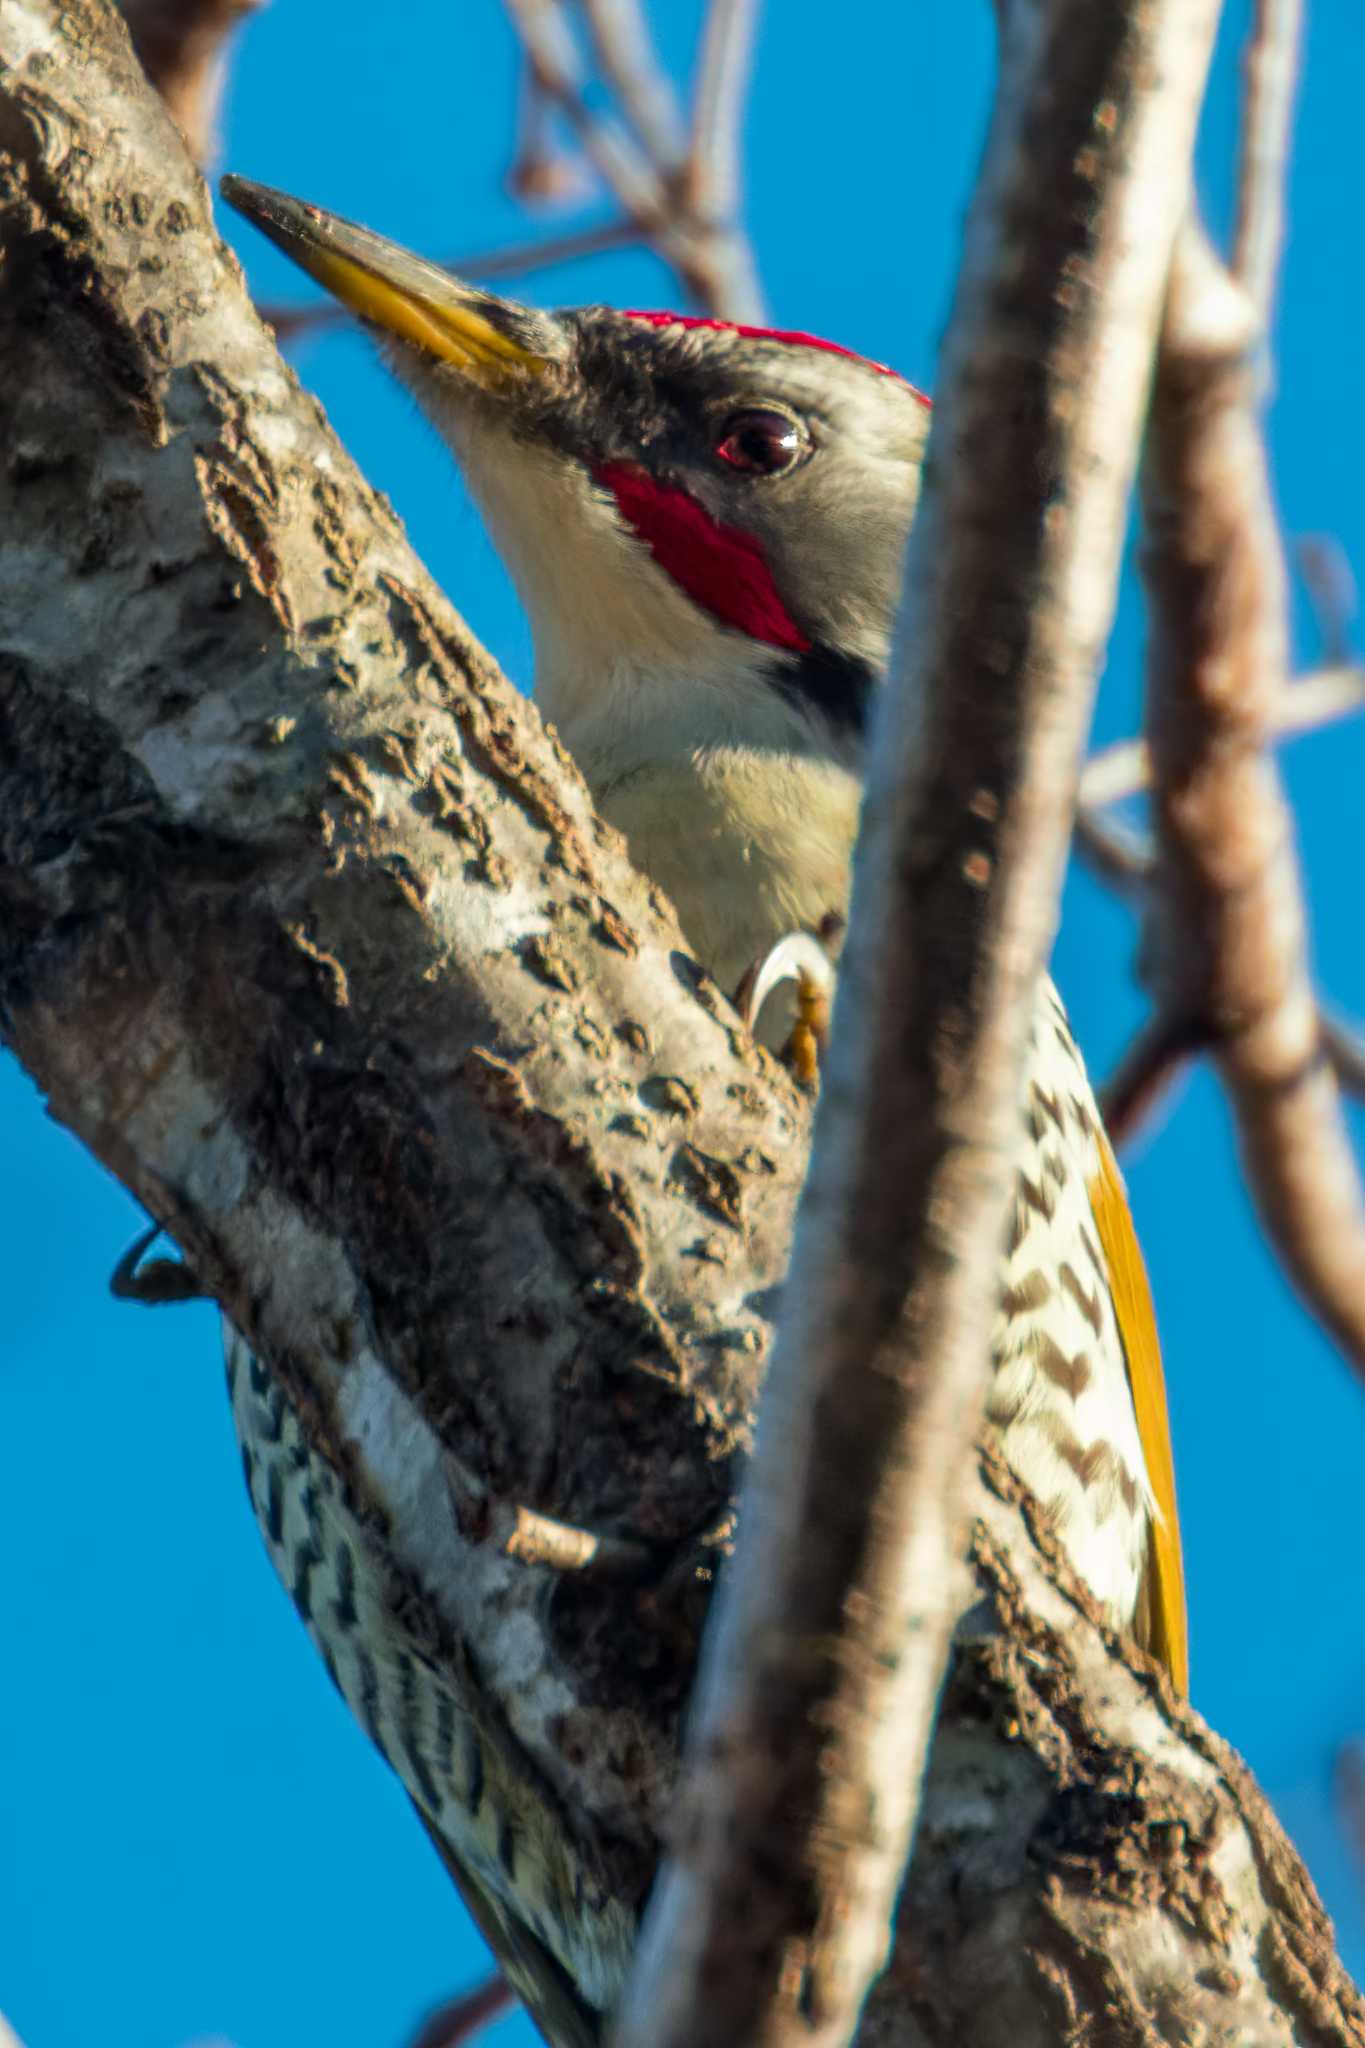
221, 177, 1187, 2046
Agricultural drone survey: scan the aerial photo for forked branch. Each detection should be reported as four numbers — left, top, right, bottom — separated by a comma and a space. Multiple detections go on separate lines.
268, 0, 765, 343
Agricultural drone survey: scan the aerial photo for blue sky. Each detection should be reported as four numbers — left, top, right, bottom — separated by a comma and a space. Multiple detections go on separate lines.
4, 4, 1365, 2044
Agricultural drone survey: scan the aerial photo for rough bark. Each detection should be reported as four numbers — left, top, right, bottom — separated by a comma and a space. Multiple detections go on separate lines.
1, 3, 1362, 2043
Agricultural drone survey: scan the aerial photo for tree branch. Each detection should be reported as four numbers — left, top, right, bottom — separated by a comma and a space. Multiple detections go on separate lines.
1099, 1010, 1208, 1148
0, 15, 806, 2034
686, 0, 759, 221
406, 1976, 515, 2048
672, 0, 765, 319
501, 0, 667, 227
614, 2, 1222, 2042
1322, 1016, 1365, 1102
1079, 661, 1365, 810
499, 0, 764, 319
1141, 213, 1365, 1376
1233, 0, 1303, 329
579, 0, 685, 173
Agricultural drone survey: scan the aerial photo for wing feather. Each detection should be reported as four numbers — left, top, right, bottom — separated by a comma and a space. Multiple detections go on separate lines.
1088, 1134, 1188, 1693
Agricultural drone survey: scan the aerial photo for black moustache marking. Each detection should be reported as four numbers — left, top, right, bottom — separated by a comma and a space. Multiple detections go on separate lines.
767, 643, 875, 741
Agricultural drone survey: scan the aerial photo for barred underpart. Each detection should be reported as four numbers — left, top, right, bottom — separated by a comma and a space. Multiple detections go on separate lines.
225, 1331, 633, 2043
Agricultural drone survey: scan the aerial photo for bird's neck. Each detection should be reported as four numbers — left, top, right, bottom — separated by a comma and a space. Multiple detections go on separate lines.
539, 637, 857, 805
540, 642, 867, 1002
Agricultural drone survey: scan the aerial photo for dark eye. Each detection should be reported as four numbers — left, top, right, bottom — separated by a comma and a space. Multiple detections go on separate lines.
713, 407, 808, 476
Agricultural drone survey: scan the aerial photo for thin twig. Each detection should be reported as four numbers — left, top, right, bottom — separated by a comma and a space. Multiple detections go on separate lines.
686, 0, 761, 220
1072, 803, 1154, 892
508, 66, 590, 204
1322, 1015, 1365, 1102
579, 0, 686, 170
673, 0, 766, 317
258, 219, 640, 343
1298, 537, 1358, 665
1233, 0, 1304, 327
612, 3, 1222, 2042
1080, 663, 1365, 810
405, 1977, 515, 2048
1336, 1743, 1365, 1906
498, 1501, 653, 1578
258, 1, 765, 339
500, 0, 764, 318
1100, 1010, 1207, 1150
501, 0, 666, 224
109, 1222, 206, 1304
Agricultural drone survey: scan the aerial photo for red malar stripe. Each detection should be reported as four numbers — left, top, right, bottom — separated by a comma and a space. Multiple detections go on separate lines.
622, 309, 931, 405
595, 461, 811, 653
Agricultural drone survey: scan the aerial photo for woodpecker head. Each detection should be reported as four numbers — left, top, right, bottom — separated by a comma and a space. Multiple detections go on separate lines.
223, 178, 931, 767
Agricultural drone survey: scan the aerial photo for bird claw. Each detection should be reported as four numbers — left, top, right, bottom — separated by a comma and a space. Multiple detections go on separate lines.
734, 926, 841, 1087
110, 1221, 207, 1306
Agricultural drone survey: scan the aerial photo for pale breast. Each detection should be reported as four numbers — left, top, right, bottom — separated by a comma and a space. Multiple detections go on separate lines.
596, 744, 863, 1005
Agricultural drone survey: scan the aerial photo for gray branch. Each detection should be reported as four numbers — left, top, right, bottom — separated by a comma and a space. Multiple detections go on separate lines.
1, 3, 1362, 2045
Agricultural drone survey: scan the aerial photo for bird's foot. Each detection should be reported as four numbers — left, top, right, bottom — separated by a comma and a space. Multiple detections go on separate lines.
110, 1222, 207, 1306
734, 921, 843, 1088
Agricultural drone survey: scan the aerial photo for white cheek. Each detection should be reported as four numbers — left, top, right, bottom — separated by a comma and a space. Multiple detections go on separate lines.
427, 411, 798, 761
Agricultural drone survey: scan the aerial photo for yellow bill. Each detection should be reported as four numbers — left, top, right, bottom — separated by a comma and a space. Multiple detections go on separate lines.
221, 176, 558, 387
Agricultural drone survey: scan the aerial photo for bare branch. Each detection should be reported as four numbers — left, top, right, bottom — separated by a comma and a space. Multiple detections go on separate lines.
686, 0, 760, 221
1233, 0, 1303, 328
258, 2, 763, 343
1298, 535, 1358, 664
1072, 801, 1155, 893
579, 0, 685, 171
499, 0, 764, 319
508, 67, 591, 205
672, 0, 766, 319
1337, 1743, 1365, 1906
405, 1977, 514, 2048
118, 0, 262, 166
500, 0, 666, 225
1099, 1010, 1206, 1149
0, 13, 801, 2042
1080, 662, 1365, 809
614, 3, 1222, 2042
1141, 219, 1365, 1377
1323, 1015, 1365, 1103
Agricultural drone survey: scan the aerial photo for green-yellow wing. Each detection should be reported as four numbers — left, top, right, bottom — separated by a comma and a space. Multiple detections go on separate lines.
1088, 1133, 1188, 1694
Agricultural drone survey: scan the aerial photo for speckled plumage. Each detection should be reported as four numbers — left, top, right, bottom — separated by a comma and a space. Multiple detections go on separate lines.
225, 1332, 634, 2047
989, 980, 1158, 1628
